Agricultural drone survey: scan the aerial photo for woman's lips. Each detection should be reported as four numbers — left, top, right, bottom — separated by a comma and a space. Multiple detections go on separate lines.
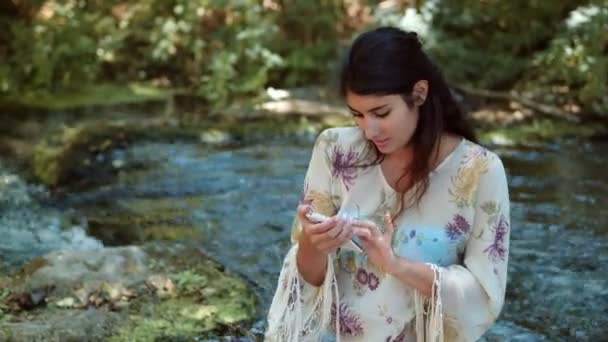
373, 138, 389, 147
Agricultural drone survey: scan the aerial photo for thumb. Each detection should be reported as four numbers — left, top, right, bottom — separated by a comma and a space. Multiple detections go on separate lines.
297, 204, 310, 220
383, 211, 394, 240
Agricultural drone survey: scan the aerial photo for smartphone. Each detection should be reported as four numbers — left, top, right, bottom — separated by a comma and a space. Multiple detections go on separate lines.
305, 212, 363, 253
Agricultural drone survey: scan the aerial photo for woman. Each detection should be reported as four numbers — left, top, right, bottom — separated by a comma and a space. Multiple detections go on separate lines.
266, 26, 510, 342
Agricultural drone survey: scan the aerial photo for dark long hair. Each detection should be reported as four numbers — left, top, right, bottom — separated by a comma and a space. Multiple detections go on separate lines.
340, 26, 477, 217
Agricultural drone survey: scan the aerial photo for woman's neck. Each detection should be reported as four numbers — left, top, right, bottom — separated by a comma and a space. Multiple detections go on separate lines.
383, 133, 461, 170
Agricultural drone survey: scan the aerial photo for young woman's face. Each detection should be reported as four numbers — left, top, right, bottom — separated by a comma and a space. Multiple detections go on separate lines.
346, 91, 419, 155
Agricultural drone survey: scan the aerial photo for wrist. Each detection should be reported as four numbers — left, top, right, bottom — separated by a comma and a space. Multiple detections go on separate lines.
298, 236, 328, 259
386, 255, 407, 276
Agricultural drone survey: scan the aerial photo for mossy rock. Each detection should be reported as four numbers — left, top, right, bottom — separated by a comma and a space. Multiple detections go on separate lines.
0, 244, 257, 341
33, 123, 132, 186
108, 243, 257, 341
30, 115, 320, 187
81, 196, 205, 245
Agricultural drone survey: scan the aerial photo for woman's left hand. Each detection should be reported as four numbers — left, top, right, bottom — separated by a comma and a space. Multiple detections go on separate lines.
353, 211, 398, 273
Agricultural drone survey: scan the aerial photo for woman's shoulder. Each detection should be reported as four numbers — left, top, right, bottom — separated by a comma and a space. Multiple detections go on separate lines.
456, 139, 508, 190
314, 126, 367, 151
460, 139, 504, 169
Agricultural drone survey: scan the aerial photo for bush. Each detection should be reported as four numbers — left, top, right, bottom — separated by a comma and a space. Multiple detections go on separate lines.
523, 3, 608, 114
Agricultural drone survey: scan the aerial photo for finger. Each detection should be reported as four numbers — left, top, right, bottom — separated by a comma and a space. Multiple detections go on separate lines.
310, 217, 343, 244
309, 217, 338, 235
328, 216, 350, 240
328, 218, 346, 240
297, 204, 310, 220
353, 227, 372, 240
336, 220, 353, 243
297, 205, 315, 232
318, 217, 351, 251
353, 221, 380, 238
383, 211, 394, 240
317, 228, 344, 251
357, 236, 373, 251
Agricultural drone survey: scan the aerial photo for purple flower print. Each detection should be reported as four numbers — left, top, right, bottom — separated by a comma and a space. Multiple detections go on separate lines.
368, 273, 380, 290
445, 214, 471, 240
356, 268, 380, 290
356, 268, 368, 285
484, 215, 509, 262
331, 146, 359, 190
393, 330, 407, 342
331, 303, 364, 337
385, 329, 406, 342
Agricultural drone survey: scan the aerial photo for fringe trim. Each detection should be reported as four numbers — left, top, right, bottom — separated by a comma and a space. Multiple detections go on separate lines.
415, 263, 444, 342
265, 244, 341, 342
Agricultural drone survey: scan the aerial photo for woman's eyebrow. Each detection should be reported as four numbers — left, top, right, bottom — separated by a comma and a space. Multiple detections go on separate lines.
347, 104, 389, 114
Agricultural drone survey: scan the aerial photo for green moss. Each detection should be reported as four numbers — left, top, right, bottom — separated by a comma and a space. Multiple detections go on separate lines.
108, 299, 216, 341
0, 284, 10, 323
33, 142, 64, 186
478, 118, 605, 145
32, 123, 132, 186
4, 83, 176, 110
1, 245, 256, 341
142, 225, 201, 241
108, 248, 256, 341
83, 196, 206, 245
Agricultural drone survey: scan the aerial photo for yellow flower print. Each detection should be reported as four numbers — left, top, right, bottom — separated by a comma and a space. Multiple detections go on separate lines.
290, 219, 302, 242
307, 190, 336, 217
291, 190, 336, 242
345, 254, 357, 273
314, 130, 339, 150
449, 156, 489, 208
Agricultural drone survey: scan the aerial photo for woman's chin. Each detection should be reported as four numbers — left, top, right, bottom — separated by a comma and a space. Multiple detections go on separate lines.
376, 143, 393, 154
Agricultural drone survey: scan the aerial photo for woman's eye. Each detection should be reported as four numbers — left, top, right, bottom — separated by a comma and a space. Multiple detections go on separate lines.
350, 112, 363, 118
375, 111, 390, 117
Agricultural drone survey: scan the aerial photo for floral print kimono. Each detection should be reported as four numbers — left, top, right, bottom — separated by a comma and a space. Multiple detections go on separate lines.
266, 127, 510, 342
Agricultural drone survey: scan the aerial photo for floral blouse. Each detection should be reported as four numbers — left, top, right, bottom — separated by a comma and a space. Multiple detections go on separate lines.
266, 127, 511, 342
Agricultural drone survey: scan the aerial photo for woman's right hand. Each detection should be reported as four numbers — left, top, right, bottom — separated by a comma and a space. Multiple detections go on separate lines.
296, 204, 354, 255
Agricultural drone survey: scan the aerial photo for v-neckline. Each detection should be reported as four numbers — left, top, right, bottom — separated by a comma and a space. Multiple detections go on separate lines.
379, 138, 465, 193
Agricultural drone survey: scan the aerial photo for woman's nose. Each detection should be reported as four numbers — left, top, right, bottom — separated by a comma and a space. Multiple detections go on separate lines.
363, 118, 380, 139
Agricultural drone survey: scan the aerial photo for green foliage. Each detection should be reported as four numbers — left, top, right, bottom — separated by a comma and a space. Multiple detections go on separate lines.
270, 1, 344, 86
0, 6, 107, 94
523, 3, 608, 114
2, 0, 606, 116
0, 0, 358, 109
428, 0, 586, 88
121, 0, 283, 107
427, 0, 607, 115
1, 0, 284, 108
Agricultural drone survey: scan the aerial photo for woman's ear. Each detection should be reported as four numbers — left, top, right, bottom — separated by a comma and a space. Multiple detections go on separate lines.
412, 80, 428, 106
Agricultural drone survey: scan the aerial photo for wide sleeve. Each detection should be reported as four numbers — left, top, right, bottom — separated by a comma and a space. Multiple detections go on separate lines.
437, 155, 511, 341
265, 129, 341, 342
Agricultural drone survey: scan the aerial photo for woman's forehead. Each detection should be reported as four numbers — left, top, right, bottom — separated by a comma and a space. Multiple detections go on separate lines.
346, 92, 401, 110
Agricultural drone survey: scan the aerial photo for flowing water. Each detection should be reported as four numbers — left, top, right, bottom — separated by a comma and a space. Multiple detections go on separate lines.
1, 135, 606, 341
